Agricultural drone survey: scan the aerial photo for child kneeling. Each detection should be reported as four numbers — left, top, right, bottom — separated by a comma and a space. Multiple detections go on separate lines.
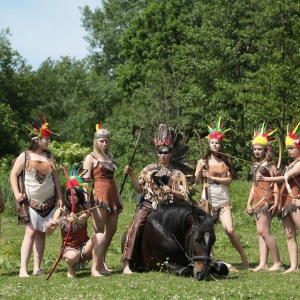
46, 185, 106, 278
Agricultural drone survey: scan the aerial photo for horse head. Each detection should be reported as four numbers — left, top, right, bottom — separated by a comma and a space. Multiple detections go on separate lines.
185, 206, 216, 280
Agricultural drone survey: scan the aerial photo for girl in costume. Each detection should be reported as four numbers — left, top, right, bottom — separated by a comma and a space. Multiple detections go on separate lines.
194, 117, 249, 270
83, 124, 123, 274
122, 124, 192, 274
256, 122, 300, 273
10, 113, 63, 277
246, 124, 282, 271
46, 169, 106, 278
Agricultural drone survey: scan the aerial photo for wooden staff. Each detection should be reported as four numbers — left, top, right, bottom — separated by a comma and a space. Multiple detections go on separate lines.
194, 131, 209, 214
119, 125, 145, 195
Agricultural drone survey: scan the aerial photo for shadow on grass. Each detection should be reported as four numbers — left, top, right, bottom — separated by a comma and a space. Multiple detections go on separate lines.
0, 270, 19, 277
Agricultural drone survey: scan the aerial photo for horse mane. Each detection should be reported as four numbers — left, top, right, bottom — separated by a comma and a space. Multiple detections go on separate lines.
192, 206, 215, 233
150, 202, 211, 242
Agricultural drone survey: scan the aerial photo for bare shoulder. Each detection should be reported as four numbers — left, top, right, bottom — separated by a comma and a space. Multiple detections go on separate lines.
12, 152, 26, 169
292, 160, 300, 172
84, 153, 95, 163
83, 154, 96, 173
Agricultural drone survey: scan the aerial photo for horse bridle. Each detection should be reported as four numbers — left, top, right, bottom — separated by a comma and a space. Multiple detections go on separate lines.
172, 226, 212, 267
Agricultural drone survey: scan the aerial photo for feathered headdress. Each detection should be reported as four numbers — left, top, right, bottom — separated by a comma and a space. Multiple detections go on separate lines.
94, 123, 110, 139
26, 112, 58, 139
65, 167, 88, 191
252, 123, 277, 146
286, 122, 300, 148
154, 124, 195, 175
207, 117, 231, 142
153, 124, 172, 149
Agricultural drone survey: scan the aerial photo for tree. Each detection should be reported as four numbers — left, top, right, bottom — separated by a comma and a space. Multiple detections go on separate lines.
33, 56, 120, 146
0, 28, 35, 155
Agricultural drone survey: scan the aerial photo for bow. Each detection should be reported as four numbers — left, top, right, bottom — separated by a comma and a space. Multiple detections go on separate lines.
194, 130, 209, 214
284, 170, 293, 198
276, 137, 282, 171
46, 165, 75, 280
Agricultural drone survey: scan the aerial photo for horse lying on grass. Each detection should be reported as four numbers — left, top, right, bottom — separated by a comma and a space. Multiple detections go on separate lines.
122, 202, 228, 280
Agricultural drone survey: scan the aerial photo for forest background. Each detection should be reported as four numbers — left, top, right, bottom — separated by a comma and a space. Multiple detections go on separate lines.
1, 0, 300, 186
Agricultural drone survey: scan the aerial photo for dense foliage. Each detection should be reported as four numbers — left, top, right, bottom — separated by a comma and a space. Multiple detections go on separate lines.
1, 0, 300, 177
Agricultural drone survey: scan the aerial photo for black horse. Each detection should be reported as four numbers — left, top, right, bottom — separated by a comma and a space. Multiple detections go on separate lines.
122, 202, 228, 280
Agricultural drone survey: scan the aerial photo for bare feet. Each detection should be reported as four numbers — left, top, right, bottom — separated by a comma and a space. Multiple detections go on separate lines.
123, 265, 133, 274
19, 270, 29, 278
33, 270, 44, 276
99, 268, 111, 275
283, 267, 298, 274
123, 259, 133, 274
268, 264, 284, 271
98, 262, 112, 275
228, 265, 239, 273
103, 261, 112, 272
249, 265, 268, 272
67, 266, 76, 278
242, 261, 250, 270
91, 270, 104, 277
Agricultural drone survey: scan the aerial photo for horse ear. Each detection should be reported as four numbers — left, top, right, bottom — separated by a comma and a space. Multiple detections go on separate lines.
193, 204, 206, 217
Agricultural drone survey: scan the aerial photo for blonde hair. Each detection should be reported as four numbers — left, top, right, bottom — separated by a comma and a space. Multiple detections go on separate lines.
93, 128, 113, 160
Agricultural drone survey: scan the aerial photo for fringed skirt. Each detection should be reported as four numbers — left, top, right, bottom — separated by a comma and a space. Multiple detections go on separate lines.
29, 207, 55, 232
200, 183, 231, 217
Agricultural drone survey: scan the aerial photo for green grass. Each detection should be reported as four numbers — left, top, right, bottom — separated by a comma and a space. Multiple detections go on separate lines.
0, 181, 298, 300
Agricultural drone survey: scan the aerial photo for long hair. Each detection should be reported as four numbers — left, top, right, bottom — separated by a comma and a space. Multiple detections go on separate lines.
28, 133, 52, 158
65, 188, 87, 212
205, 141, 234, 176
93, 128, 113, 161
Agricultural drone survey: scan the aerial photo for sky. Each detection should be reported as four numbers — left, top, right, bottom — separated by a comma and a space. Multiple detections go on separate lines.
0, 0, 100, 70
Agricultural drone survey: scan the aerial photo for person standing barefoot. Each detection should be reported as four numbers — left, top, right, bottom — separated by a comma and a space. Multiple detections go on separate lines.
256, 122, 300, 274
83, 124, 123, 275
247, 124, 282, 272
10, 113, 63, 277
194, 117, 249, 270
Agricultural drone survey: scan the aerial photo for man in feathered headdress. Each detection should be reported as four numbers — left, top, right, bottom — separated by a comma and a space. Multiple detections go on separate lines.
122, 124, 192, 274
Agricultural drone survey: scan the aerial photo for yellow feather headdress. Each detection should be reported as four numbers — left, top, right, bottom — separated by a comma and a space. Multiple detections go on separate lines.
252, 123, 277, 147
286, 122, 300, 148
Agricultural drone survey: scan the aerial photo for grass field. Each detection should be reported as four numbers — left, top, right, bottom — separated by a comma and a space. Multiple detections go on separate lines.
0, 180, 298, 300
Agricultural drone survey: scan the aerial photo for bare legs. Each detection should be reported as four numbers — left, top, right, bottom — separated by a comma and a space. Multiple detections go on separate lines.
63, 233, 106, 277
251, 212, 282, 272
281, 211, 300, 274
92, 207, 118, 274
219, 208, 249, 269
19, 223, 46, 277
